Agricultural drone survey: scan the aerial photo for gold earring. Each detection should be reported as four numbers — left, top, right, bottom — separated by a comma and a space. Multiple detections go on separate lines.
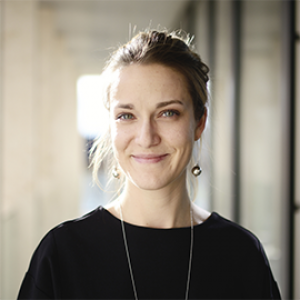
112, 167, 120, 179
191, 165, 202, 177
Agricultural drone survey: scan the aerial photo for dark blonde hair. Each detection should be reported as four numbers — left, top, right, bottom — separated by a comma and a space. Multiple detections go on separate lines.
90, 29, 210, 197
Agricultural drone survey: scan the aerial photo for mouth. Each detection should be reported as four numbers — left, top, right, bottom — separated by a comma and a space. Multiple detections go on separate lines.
131, 153, 169, 164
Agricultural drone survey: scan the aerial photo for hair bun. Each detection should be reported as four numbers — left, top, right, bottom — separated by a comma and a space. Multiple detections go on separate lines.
148, 31, 169, 45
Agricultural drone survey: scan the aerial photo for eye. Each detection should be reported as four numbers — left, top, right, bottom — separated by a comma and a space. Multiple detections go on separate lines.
117, 113, 134, 120
161, 110, 180, 118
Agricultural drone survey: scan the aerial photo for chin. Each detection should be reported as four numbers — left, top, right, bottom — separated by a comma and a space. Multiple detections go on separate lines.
128, 172, 181, 192
132, 180, 167, 191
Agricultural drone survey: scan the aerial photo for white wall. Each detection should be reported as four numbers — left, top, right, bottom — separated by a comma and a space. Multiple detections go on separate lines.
0, 2, 83, 299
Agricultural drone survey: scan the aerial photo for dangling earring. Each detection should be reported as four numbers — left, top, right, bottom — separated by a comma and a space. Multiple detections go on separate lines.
112, 167, 120, 179
191, 164, 202, 177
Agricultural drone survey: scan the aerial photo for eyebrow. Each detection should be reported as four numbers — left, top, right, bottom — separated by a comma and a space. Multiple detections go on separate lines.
156, 100, 184, 109
115, 100, 184, 110
116, 103, 134, 109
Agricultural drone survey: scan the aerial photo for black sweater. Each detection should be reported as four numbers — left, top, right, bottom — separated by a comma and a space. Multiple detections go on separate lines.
18, 206, 281, 299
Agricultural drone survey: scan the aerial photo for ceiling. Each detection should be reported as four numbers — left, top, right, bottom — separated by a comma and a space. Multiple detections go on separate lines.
45, 0, 190, 75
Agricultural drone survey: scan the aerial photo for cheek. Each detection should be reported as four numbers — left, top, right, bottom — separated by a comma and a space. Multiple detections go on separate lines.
165, 120, 195, 146
168, 122, 195, 163
110, 124, 132, 157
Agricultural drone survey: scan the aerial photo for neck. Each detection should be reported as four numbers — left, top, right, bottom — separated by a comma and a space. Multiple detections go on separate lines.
118, 179, 192, 229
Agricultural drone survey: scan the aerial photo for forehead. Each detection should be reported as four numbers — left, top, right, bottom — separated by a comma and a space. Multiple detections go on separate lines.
110, 64, 191, 107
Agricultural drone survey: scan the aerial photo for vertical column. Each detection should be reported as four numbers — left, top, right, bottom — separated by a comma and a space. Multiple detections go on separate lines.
0, 0, 3, 297
241, 0, 284, 293
212, 1, 234, 219
0, 3, 82, 299
0, 1, 38, 298
194, 0, 212, 211
281, 0, 297, 298
294, 1, 300, 298
59, 49, 83, 217
36, 6, 61, 233
36, 5, 81, 236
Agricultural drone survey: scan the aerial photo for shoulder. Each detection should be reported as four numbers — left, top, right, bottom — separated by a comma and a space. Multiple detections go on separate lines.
19, 207, 112, 298
202, 213, 280, 286
206, 212, 261, 248
31, 206, 104, 250
192, 213, 281, 299
53, 205, 105, 231
43, 206, 117, 249
18, 206, 114, 299
198, 212, 271, 269
200, 213, 281, 296
49, 205, 117, 233
29, 206, 111, 263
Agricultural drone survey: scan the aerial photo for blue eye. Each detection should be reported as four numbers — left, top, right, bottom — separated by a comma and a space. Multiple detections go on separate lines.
118, 113, 134, 120
162, 110, 179, 117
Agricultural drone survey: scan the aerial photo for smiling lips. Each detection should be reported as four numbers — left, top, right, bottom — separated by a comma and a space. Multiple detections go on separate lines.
131, 154, 169, 164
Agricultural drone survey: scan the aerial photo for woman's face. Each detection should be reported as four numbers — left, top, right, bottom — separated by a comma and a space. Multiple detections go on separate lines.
109, 64, 205, 191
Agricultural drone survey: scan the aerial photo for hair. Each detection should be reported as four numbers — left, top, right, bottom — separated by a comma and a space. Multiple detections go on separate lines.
90, 29, 210, 200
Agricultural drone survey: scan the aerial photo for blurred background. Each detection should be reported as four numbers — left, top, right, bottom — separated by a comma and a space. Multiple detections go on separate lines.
0, 0, 299, 299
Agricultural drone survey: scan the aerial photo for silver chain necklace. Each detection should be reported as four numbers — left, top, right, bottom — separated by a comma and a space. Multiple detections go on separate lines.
118, 202, 194, 300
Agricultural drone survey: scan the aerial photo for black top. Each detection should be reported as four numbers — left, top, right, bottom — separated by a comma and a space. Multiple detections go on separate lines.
18, 206, 281, 300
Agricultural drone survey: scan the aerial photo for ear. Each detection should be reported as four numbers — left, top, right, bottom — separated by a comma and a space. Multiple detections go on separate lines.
194, 108, 207, 141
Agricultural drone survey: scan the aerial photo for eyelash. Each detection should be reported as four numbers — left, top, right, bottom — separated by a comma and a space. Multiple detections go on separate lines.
116, 109, 180, 121
161, 109, 180, 118
117, 113, 134, 120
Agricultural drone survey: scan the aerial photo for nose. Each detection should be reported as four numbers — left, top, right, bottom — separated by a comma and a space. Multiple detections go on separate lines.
136, 119, 161, 148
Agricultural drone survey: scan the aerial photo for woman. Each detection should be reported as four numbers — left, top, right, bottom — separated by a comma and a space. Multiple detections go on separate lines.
18, 30, 281, 299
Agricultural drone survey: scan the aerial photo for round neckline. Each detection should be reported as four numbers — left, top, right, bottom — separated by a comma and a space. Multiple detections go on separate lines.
99, 205, 217, 231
